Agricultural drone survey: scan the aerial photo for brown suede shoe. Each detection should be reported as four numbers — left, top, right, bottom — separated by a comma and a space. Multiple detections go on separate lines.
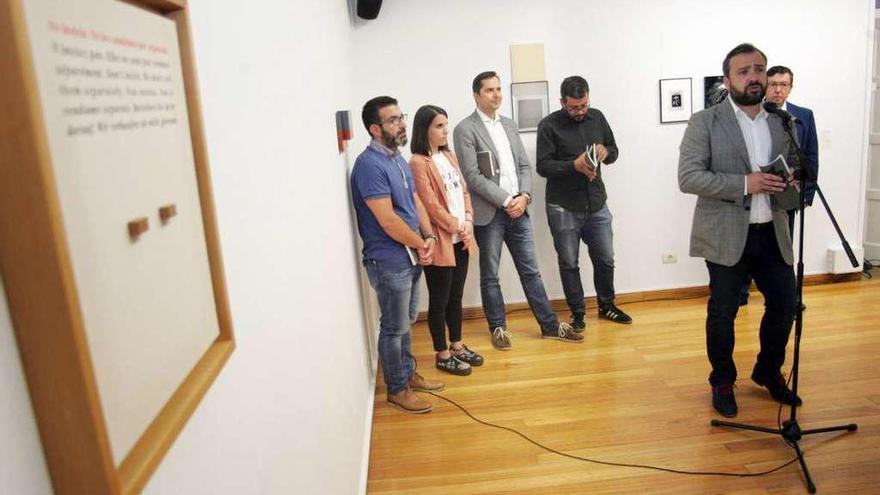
540, 322, 584, 343
387, 387, 431, 414
490, 327, 512, 351
409, 372, 445, 392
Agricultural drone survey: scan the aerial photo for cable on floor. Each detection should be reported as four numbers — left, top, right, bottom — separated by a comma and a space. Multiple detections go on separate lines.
425, 390, 800, 478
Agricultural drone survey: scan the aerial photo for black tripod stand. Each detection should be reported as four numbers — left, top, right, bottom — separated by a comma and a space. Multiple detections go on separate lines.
710, 107, 859, 494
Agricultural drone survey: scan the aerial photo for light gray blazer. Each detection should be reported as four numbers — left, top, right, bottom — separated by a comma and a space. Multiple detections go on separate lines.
678, 101, 797, 267
453, 110, 532, 226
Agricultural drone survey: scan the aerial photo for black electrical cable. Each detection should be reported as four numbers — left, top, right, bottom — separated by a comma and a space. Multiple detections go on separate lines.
424, 390, 800, 478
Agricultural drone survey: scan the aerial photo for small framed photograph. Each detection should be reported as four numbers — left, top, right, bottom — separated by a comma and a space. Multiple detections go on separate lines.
511, 81, 549, 132
703, 75, 727, 108
659, 78, 692, 123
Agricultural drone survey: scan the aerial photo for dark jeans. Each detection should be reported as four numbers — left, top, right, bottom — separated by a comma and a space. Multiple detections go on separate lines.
706, 223, 796, 386
473, 209, 558, 333
423, 242, 469, 352
364, 260, 421, 394
546, 203, 616, 312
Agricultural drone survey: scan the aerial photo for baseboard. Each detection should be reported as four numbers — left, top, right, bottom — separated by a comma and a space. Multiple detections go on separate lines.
416, 272, 860, 322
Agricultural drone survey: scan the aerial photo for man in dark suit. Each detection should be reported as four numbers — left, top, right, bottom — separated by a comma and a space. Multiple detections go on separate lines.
740, 65, 819, 305
454, 71, 582, 350
679, 43, 802, 418
766, 65, 819, 207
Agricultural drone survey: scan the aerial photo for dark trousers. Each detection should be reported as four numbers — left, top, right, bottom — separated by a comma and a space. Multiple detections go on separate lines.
741, 210, 796, 300
706, 223, 796, 386
423, 242, 469, 352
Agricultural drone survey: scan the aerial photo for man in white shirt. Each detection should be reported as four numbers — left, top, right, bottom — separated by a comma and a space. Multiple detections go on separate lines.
678, 44, 801, 418
454, 71, 582, 350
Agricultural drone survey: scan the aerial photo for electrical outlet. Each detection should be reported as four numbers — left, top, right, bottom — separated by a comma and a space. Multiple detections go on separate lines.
662, 253, 677, 264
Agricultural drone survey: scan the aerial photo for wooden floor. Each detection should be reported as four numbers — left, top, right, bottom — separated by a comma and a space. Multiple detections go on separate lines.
366, 277, 880, 494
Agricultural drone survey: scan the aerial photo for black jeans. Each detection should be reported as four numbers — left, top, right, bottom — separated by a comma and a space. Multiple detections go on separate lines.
706, 223, 796, 386
423, 242, 469, 352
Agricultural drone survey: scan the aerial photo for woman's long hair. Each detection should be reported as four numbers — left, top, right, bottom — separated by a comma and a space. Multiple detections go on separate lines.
410, 104, 449, 157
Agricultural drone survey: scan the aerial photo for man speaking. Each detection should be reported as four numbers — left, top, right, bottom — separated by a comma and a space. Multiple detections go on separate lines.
678, 43, 802, 418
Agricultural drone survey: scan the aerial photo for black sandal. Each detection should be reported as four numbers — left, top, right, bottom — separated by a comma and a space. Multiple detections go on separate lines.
435, 355, 472, 376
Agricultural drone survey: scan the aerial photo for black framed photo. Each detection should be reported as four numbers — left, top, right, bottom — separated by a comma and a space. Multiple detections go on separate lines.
704, 75, 727, 108
659, 77, 692, 123
510, 81, 549, 132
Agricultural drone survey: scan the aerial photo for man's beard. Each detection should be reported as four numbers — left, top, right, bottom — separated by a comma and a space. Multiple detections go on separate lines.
729, 81, 766, 106
381, 128, 407, 149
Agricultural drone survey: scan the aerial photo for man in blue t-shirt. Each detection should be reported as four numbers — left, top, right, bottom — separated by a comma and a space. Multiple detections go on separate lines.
351, 96, 444, 414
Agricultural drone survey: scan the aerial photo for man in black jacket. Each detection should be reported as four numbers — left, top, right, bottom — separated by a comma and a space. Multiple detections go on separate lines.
536, 76, 631, 329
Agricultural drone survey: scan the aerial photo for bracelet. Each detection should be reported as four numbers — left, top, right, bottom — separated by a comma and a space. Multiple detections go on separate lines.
424, 234, 438, 242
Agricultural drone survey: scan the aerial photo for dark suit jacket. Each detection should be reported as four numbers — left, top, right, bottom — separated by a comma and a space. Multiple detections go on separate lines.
786, 102, 818, 205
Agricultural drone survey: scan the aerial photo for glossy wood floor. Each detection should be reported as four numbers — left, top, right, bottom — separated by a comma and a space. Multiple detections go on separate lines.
367, 277, 880, 494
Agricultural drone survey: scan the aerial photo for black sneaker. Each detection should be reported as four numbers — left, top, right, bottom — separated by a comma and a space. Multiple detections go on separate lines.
435, 355, 471, 376
712, 383, 738, 417
598, 304, 632, 324
451, 345, 484, 366
569, 312, 586, 332
751, 372, 802, 406
540, 322, 584, 343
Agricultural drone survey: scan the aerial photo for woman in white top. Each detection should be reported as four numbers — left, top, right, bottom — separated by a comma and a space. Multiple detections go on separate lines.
410, 105, 483, 375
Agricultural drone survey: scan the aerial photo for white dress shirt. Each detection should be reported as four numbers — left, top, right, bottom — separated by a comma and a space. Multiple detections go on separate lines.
477, 108, 519, 205
729, 97, 773, 223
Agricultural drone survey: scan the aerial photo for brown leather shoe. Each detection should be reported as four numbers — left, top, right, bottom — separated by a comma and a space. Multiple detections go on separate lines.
409, 372, 445, 392
387, 387, 431, 414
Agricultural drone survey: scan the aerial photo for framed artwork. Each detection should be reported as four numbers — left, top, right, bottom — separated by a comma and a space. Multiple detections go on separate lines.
704, 75, 728, 108
511, 80, 549, 132
0, 0, 235, 493
659, 78, 693, 123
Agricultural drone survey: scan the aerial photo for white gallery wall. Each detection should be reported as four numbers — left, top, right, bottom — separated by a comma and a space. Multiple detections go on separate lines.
0, 1, 872, 494
144, 0, 371, 494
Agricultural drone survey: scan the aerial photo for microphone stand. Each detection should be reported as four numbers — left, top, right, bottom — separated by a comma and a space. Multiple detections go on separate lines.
710, 113, 858, 494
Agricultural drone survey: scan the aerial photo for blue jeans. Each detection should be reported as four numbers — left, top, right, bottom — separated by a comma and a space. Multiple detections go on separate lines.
364, 260, 421, 394
473, 209, 558, 333
546, 203, 616, 312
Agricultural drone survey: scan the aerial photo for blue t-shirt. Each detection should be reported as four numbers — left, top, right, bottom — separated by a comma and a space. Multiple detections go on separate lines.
351, 142, 420, 270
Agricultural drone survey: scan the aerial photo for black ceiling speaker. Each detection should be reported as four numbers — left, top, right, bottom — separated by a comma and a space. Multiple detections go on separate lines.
357, 0, 383, 20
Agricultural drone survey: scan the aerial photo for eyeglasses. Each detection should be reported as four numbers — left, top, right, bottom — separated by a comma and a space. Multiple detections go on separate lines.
768, 82, 791, 89
564, 99, 590, 114
380, 114, 408, 126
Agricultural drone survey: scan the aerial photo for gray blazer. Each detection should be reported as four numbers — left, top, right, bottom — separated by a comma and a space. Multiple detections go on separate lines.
678, 100, 797, 267
453, 110, 532, 226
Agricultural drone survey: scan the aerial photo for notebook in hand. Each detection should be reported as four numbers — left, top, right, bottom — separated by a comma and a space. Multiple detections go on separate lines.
406, 246, 418, 266
760, 154, 800, 211
476, 150, 497, 178
586, 144, 599, 171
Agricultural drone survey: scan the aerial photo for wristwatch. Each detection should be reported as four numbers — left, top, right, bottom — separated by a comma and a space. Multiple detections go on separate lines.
424, 234, 438, 242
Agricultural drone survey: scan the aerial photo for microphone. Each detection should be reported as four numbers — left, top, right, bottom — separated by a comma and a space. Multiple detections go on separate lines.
763, 101, 797, 122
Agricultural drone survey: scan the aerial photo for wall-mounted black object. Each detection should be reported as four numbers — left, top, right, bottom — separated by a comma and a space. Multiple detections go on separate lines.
357, 0, 382, 20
